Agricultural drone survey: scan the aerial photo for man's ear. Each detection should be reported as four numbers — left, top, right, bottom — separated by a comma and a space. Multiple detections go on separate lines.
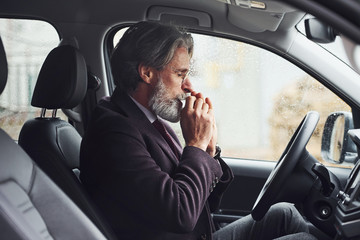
138, 63, 156, 85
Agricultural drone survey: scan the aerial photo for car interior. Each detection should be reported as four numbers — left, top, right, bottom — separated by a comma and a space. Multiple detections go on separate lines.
0, 0, 360, 239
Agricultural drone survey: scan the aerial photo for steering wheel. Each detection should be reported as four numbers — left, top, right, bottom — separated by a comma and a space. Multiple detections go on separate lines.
251, 111, 320, 221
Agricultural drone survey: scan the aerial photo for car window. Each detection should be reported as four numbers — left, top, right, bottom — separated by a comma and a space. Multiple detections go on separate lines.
111, 29, 351, 167
0, 18, 61, 140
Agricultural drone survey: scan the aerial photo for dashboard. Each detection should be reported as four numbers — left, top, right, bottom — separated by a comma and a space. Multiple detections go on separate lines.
335, 129, 360, 239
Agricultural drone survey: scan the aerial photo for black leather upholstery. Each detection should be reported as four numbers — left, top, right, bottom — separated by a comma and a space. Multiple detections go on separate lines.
0, 36, 7, 94
19, 44, 86, 184
18, 44, 117, 239
19, 118, 82, 180
31, 45, 87, 109
0, 37, 106, 239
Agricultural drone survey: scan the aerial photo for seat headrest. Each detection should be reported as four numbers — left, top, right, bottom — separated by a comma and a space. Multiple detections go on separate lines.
31, 45, 87, 109
0, 37, 8, 95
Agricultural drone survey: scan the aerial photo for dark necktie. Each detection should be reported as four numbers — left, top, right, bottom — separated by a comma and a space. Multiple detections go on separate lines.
152, 119, 180, 160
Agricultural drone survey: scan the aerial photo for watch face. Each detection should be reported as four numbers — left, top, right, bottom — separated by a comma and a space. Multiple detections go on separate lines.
216, 145, 221, 153
215, 145, 221, 159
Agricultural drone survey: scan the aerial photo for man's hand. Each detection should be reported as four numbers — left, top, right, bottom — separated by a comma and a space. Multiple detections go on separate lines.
180, 92, 217, 156
206, 113, 217, 157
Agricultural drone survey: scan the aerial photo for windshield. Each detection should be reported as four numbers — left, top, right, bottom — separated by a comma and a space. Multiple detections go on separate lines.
297, 15, 360, 75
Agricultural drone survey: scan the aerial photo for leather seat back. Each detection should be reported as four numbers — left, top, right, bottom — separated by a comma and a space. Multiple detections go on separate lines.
19, 44, 86, 178
0, 36, 106, 240
18, 44, 117, 239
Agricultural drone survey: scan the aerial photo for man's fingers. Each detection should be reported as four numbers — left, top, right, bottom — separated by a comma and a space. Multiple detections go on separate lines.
184, 92, 213, 114
205, 97, 213, 110
190, 91, 204, 100
194, 97, 204, 111
196, 92, 204, 99
202, 102, 209, 112
184, 95, 196, 110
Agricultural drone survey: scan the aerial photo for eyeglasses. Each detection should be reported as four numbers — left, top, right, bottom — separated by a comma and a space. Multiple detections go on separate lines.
170, 66, 193, 83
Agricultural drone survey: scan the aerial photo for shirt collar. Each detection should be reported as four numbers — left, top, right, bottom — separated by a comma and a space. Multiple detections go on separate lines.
129, 95, 157, 123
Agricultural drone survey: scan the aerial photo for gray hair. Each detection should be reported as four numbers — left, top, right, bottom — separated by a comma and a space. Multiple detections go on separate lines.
111, 21, 194, 93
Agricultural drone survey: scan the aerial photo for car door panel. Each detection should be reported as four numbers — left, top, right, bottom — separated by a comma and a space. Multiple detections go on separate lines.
213, 158, 274, 224
215, 158, 352, 223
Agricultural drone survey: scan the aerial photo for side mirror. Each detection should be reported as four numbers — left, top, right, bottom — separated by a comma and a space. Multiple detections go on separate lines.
321, 112, 357, 163
305, 18, 337, 43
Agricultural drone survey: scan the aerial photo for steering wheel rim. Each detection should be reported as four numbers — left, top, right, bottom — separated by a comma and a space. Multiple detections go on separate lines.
251, 111, 320, 221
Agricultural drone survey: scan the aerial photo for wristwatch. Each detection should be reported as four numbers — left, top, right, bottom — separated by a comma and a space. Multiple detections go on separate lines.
214, 145, 221, 160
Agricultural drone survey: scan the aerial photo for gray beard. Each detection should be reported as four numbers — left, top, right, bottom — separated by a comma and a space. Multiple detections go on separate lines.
149, 78, 187, 123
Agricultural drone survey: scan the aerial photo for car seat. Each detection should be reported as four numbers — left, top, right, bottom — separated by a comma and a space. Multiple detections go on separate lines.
0, 36, 108, 240
18, 43, 117, 239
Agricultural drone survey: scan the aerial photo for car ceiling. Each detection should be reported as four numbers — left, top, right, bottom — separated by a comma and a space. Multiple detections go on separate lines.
0, 0, 304, 46
0, 0, 300, 25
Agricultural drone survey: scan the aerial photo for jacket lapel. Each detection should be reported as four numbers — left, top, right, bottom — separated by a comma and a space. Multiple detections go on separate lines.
110, 88, 180, 166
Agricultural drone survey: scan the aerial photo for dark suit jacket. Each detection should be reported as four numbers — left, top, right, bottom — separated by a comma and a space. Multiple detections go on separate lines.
80, 88, 234, 240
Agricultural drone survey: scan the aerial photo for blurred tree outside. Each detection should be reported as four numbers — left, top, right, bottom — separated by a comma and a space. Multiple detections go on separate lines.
269, 76, 351, 163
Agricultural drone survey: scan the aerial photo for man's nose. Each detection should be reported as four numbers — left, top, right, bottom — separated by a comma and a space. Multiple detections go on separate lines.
181, 77, 193, 93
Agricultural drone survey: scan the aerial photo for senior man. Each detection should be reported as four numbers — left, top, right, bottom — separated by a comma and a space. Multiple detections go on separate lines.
80, 21, 316, 240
